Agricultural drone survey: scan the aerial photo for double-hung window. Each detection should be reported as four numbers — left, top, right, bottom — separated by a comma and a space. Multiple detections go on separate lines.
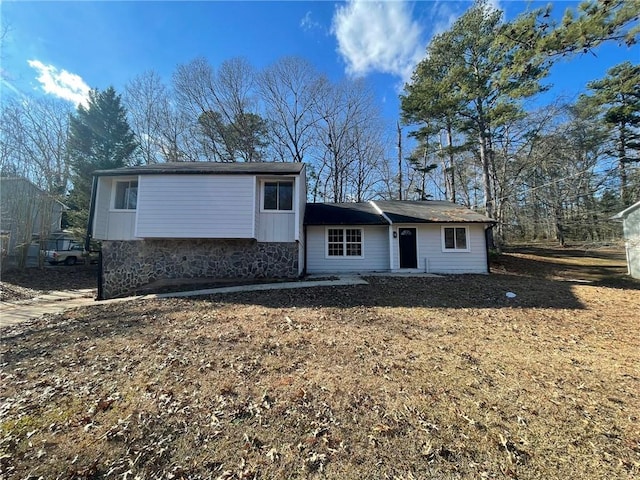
263, 181, 293, 211
114, 180, 138, 210
327, 228, 362, 257
442, 226, 468, 251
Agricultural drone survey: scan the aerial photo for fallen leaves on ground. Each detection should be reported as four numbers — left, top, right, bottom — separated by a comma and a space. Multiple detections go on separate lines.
1, 266, 97, 302
1, 247, 639, 478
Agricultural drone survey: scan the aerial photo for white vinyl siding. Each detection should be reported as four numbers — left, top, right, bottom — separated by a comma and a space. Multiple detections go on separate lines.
91, 177, 138, 241
255, 176, 298, 242
306, 225, 389, 273
391, 224, 487, 273
108, 212, 137, 240
622, 207, 640, 279
92, 177, 110, 240
256, 213, 296, 242
136, 175, 254, 238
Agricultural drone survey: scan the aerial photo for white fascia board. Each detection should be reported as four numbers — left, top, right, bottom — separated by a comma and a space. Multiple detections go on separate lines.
611, 200, 640, 221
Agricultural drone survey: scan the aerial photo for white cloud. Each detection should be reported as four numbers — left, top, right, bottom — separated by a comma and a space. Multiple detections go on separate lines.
27, 60, 90, 106
331, 0, 426, 81
430, 0, 460, 37
300, 11, 321, 32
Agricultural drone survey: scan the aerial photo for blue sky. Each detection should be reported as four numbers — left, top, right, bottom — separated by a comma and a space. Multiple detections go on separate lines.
1, 1, 638, 125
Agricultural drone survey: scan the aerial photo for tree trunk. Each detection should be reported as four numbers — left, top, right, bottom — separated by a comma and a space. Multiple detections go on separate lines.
397, 122, 403, 201
478, 126, 496, 249
446, 122, 456, 203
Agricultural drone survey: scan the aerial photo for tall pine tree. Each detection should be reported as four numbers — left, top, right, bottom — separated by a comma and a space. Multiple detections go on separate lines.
67, 87, 137, 232
585, 62, 640, 205
401, 0, 548, 247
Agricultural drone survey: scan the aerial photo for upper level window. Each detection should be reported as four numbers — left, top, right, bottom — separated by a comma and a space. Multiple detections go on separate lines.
442, 226, 468, 251
327, 228, 363, 257
263, 181, 293, 211
114, 180, 138, 210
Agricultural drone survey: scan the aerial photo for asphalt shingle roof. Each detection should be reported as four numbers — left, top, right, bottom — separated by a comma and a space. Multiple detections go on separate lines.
94, 162, 304, 176
305, 200, 493, 225
374, 200, 494, 223
304, 202, 388, 225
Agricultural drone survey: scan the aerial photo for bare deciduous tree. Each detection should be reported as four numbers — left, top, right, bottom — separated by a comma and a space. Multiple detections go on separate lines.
258, 56, 320, 163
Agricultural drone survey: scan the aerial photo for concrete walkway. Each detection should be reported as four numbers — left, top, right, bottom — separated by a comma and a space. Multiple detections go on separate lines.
0, 277, 368, 329
0, 289, 96, 329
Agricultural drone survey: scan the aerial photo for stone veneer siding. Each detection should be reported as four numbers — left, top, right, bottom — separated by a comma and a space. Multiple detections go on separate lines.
101, 239, 299, 299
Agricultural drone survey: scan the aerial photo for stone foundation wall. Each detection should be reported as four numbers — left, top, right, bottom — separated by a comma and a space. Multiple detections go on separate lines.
101, 239, 299, 299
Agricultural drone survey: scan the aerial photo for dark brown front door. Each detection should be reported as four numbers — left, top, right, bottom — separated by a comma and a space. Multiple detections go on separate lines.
399, 228, 417, 268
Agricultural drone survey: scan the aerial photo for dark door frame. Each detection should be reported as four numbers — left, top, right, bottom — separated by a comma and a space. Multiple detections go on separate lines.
398, 227, 418, 269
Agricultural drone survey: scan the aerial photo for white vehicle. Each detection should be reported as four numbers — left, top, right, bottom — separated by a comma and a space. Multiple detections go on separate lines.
44, 241, 86, 266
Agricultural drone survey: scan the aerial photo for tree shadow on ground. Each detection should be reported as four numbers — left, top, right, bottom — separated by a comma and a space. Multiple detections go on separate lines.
502, 245, 626, 261
208, 274, 586, 310
0, 274, 586, 368
493, 249, 638, 291
1, 265, 98, 292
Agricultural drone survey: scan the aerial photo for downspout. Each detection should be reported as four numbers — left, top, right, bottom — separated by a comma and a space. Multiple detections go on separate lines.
85, 175, 102, 300
370, 201, 393, 271
85, 175, 98, 251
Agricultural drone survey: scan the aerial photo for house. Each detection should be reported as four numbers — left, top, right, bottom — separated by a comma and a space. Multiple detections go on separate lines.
0, 177, 66, 268
611, 200, 640, 279
89, 162, 306, 299
304, 200, 493, 275
88, 162, 495, 299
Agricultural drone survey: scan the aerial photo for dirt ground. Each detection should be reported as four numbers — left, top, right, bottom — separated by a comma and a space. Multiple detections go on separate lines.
1, 246, 639, 479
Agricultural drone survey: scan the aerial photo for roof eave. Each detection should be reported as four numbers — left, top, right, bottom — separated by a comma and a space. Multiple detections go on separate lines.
610, 200, 640, 221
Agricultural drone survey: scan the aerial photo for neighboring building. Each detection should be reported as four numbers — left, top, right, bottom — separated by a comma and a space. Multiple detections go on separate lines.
88, 162, 495, 299
611, 200, 640, 279
0, 177, 66, 268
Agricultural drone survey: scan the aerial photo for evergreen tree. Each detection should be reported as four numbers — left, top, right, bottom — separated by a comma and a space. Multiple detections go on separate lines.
401, 0, 548, 247
503, 0, 639, 59
585, 62, 640, 205
67, 87, 138, 232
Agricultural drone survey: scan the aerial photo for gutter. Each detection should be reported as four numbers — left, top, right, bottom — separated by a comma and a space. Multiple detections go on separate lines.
85, 175, 98, 251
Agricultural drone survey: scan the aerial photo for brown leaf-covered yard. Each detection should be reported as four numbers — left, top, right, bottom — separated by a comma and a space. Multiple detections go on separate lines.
1, 247, 639, 479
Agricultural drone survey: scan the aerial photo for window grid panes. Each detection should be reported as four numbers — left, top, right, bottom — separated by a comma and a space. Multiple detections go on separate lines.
115, 181, 138, 210
443, 227, 467, 250
455, 227, 467, 249
327, 229, 344, 256
328, 228, 362, 257
263, 181, 293, 211
345, 229, 362, 256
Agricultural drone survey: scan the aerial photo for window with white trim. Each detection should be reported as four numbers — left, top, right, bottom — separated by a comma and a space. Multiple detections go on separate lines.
114, 180, 138, 210
263, 181, 293, 211
442, 226, 468, 251
327, 228, 362, 257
